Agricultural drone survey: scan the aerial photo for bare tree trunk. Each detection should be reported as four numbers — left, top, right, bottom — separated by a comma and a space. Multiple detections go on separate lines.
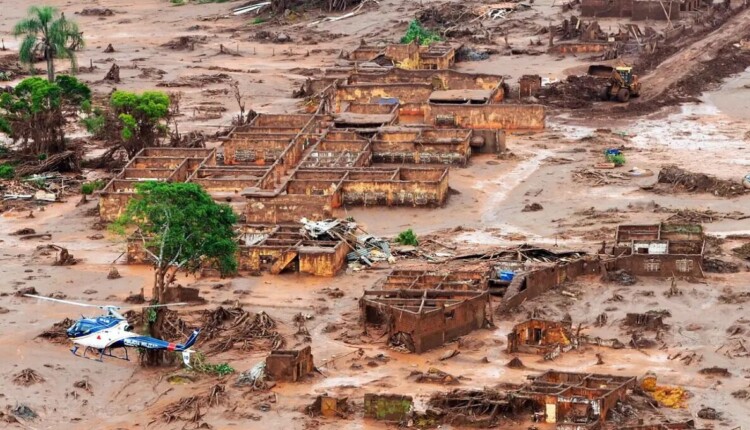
143, 265, 169, 366
46, 45, 55, 82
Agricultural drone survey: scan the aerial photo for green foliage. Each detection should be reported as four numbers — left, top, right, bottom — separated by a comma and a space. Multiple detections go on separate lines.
82, 110, 106, 134
111, 90, 170, 149
81, 179, 106, 195
606, 153, 626, 166
400, 20, 441, 46
146, 307, 158, 323
190, 352, 235, 376
13, 6, 85, 81
55, 75, 91, 103
113, 182, 238, 277
0, 163, 14, 179
395, 228, 419, 246
0, 76, 90, 154
0, 117, 10, 135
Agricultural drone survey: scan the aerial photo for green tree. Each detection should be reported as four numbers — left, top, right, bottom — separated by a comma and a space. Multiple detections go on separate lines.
113, 182, 238, 303
110, 90, 171, 157
0, 75, 90, 154
13, 6, 85, 82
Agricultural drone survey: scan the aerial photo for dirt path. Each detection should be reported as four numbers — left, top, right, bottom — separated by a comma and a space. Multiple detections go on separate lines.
639, 7, 750, 101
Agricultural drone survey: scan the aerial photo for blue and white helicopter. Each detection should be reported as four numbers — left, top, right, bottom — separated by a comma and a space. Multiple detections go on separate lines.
26, 294, 200, 366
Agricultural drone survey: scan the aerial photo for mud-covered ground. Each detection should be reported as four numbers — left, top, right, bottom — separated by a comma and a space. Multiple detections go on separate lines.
1, 0, 750, 429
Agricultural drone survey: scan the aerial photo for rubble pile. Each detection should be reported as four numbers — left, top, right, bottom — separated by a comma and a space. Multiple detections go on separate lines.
301, 218, 394, 269
656, 165, 748, 197
538, 75, 607, 109
12, 368, 45, 386
161, 384, 227, 425
37, 318, 76, 343
175, 306, 286, 355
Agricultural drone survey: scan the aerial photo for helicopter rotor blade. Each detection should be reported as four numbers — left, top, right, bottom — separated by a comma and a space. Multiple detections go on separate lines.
121, 302, 191, 310
24, 294, 101, 308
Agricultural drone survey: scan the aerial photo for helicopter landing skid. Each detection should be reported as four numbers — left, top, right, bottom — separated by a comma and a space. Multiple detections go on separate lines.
71, 345, 130, 362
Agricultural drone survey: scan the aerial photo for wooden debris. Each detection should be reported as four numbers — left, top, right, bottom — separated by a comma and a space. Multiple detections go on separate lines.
13, 368, 44, 386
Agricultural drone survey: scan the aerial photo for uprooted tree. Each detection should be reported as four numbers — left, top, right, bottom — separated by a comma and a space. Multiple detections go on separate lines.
112, 181, 237, 365
0, 75, 91, 155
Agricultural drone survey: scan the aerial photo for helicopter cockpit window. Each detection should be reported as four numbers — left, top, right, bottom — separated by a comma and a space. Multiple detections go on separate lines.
70, 321, 96, 336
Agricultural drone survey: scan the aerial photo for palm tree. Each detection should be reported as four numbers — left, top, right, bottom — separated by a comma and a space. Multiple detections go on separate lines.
13, 6, 84, 82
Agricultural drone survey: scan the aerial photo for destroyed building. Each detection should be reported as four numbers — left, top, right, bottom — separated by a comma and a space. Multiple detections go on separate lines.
360, 289, 490, 353
265, 346, 314, 382
611, 223, 704, 277
350, 41, 456, 70
506, 318, 574, 356
514, 370, 637, 426
507, 318, 625, 360
128, 218, 392, 276
428, 370, 638, 426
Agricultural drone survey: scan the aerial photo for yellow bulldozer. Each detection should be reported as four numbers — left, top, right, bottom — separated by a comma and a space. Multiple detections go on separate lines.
588, 65, 641, 103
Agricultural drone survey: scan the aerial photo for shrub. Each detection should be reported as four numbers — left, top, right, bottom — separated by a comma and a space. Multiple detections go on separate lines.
395, 228, 419, 246
606, 153, 626, 166
81, 179, 106, 195
0, 163, 14, 179
400, 20, 441, 46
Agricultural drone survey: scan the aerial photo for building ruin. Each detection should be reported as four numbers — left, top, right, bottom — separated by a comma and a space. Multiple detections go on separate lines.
360, 289, 490, 353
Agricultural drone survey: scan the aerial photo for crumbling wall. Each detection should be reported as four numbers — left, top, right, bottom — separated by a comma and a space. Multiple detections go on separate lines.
426, 104, 545, 130
632, 0, 680, 20
507, 319, 572, 354
340, 171, 449, 207
405, 293, 488, 353
246, 194, 335, 223
548, 42, 611, 55
99, 191, 134, 222
384, 43, 420, 65
298, 243, 349, 276
266, 346, 314, 382
581, 0, 633, 17
499, 259, 601, 312
335, 84, 434, 112
613, 254, 703, 277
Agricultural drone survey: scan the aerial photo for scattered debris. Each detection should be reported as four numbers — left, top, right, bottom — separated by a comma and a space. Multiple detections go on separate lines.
236, 362, 269, 391
13, 368, 44, 386
103, 63, 120, 83
107, 267, 122, 279
38, 317, 75, 343
15, 287, 39, 297
156, 73, 231, 88
409, 368, 459, 385
161, 35, 207, 51
73, 378, 93, 393
656, 165, 748, 197
77, 8, 115, 16
602, 269, 636, 286
160, 384, 227, 425
305, 395, 352, 418
697, 406, 720, 420
699, 367, 731, 377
